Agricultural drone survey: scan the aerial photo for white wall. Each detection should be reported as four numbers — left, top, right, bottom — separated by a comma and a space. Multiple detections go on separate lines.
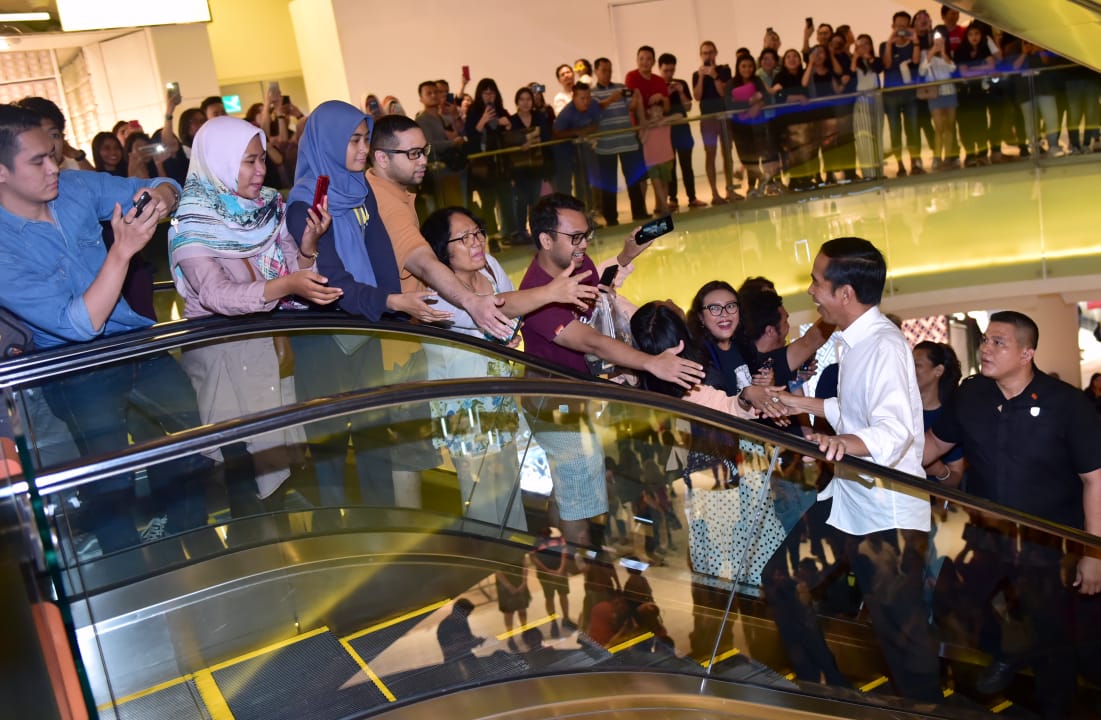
289, 0, 350, 111
321, 0, 937, 113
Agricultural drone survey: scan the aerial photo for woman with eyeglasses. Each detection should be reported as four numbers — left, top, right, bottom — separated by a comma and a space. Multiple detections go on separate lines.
687, 281, 790, 417
418, 206, 598, 527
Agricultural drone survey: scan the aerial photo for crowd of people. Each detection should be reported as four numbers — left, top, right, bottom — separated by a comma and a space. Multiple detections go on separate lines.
0, 8, 1100, 715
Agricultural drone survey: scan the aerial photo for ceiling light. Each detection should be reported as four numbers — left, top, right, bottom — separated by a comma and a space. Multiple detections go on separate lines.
0, 12, 50, 22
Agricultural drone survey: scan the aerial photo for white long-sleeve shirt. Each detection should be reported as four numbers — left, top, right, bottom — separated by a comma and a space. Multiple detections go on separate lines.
819, 306, 930, 534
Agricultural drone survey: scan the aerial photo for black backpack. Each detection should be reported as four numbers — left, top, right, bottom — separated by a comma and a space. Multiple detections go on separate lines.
0, 308, 33, 358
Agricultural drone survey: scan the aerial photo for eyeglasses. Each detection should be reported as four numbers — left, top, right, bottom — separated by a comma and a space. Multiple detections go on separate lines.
379, 144, 432, 160
704, 301, 739, 316
552, 229, 594, 246
449, 228, 487, 247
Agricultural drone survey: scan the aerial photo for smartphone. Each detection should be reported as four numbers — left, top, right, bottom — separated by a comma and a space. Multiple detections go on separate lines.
445, 92, 456, 104
532, 83, 545, 94
282, 94, 291, 106
598, 265, 618, 291
166, 81, 181, 100
461, 65, 470, 83
806, 17, 814, 29
132, 191, 152, 218
635, 214, 674, 244
368, 98, 380, 114
312, 175, 329, 209
137, 144, 164, 157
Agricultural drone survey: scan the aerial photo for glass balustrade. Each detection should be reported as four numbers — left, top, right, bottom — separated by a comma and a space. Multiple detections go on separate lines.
7, 375, 1098, 719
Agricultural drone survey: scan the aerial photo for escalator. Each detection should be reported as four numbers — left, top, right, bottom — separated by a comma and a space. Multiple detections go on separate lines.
2, 321, 1099, 718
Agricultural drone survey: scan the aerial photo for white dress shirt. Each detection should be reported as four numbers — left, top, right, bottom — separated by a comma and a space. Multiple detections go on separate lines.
819, 306, 930, 534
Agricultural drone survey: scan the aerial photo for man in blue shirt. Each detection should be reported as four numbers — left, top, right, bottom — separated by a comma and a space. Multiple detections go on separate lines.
0, 104, 207, 554
552, 83, 602, 200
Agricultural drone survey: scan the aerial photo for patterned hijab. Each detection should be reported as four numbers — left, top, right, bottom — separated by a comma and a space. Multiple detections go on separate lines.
287, 100, 376, 285
168, 116, 289, 292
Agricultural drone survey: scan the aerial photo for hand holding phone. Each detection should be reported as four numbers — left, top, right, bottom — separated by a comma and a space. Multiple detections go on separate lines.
598, 265, 618, 292
461, 65, 470, 83
634, 214, 674, 244
133, 191, 152, 218
312, 175, 329, 209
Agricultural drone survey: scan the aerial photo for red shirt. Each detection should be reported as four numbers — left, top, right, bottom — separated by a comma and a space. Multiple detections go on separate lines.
625, 70, 669, 109
519, 254, 598, 375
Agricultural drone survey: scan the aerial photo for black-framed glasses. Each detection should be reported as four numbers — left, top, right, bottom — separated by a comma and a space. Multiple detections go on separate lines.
379, 144, 432, 160
552, 229, 594, 246
704, 301, 739, 316
449, 228, 487, 247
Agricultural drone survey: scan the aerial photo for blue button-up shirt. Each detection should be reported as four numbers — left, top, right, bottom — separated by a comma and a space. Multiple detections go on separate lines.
0, 171, 179, 349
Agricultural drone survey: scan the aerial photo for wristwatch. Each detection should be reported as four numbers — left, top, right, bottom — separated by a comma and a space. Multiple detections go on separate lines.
73, 150, 87, 162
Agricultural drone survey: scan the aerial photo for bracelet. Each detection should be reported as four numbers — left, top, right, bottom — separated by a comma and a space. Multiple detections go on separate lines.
935, 466, 951, 482
299, 248, 319, 260
737, 387, 753, 410
165, 114, 173, 120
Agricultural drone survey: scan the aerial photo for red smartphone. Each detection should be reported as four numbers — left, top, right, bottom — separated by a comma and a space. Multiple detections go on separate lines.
461, 65, 470, 83
312, 175, 329, 209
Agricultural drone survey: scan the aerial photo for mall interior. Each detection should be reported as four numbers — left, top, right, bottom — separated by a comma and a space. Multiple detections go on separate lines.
2, 0, 1101, 718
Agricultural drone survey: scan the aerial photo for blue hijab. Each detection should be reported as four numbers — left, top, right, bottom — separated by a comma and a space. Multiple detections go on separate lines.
289, 100, 377, 285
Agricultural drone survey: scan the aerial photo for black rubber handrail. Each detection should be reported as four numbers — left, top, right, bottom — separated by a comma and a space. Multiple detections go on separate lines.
0, 313, 592, 388
22, 374, 1101, 552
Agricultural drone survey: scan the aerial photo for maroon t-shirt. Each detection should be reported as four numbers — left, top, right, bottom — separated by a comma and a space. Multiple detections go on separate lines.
519, 254, 598, 375
625, 70, 669, 109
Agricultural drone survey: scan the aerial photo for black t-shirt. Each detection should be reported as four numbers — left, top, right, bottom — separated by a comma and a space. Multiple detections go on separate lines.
692, 69, 728, 114
932, 370, 1101, 528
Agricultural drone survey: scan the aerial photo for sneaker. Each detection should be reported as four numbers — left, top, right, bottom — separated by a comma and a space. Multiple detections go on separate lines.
561, 618, 578, 632
507, 637, 519, 652
550, 621, 561, 639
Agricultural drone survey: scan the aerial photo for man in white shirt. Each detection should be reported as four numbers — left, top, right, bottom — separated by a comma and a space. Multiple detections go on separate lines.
767, 237, 941, 703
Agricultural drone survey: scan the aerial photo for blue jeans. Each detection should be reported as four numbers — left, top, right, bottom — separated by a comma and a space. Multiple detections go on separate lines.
42, 353, 209, 554
883, 90, 919, 162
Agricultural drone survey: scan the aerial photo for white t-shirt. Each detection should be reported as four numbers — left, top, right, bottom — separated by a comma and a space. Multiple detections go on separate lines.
819, 306, 930, 534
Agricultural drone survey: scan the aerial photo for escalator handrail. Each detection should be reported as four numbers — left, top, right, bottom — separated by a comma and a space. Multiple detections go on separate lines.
19, 374, 1101, 553
0, 313, 592, 388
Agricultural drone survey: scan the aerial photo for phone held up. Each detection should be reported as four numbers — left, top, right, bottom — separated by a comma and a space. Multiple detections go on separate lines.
132, 191, 152, 218
312, 175, 329, 209
635, 214, 674, 244
598, 265, 618, 292
166, 81, 181, 101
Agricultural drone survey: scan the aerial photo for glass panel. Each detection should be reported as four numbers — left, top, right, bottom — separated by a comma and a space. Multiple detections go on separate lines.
33, 382, 1101, 719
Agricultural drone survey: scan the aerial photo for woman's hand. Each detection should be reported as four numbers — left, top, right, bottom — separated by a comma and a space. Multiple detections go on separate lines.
281, 269, 343, 305
477, 105, 496, 131
387, 291, 454, 323
299, 197, 331, 259
498, 115, 512, 130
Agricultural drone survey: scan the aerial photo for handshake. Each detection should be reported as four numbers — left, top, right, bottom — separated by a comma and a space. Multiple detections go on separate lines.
738, 384, 806, 424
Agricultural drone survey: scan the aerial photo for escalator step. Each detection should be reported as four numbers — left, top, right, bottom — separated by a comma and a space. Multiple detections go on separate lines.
345, 612, 434, 665
212, 631, 389, 720
383, 653, 529, 698
99, 678, 210, 720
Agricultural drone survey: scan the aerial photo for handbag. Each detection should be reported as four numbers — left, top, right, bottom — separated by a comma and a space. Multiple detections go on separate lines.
916, 84, 937, 100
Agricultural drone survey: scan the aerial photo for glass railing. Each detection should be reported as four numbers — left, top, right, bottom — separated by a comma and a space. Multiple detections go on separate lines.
10, 374, 1100, 719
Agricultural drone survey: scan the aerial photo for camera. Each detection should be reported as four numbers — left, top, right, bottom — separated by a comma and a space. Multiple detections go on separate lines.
622, 88, 633, 98
532, 83, 545, 94
716, 64, 732, 82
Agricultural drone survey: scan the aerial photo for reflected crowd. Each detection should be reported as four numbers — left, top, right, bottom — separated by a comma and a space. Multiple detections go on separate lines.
2, 4, 1101, 719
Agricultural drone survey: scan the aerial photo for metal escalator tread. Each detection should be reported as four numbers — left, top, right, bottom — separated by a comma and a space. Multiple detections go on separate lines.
383, 652, 529, 699
212, 631, 388, 720
345, 613, 432, 665
100, 678, 211, 720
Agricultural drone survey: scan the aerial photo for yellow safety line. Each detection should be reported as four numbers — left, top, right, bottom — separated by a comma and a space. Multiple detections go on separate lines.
495, 614, 559, 640
343, 599, 451, 642
97, 673, 195, 711
942, 688, 955, 698
700, 647, 741, 668
608, 631, 655, 654
207, 626, 330, 673
339, 638, 397, 703
859, 676, 889, 692
194, 669, 234, 719
784, 672, 796, 680
990, 699, 1013, 713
